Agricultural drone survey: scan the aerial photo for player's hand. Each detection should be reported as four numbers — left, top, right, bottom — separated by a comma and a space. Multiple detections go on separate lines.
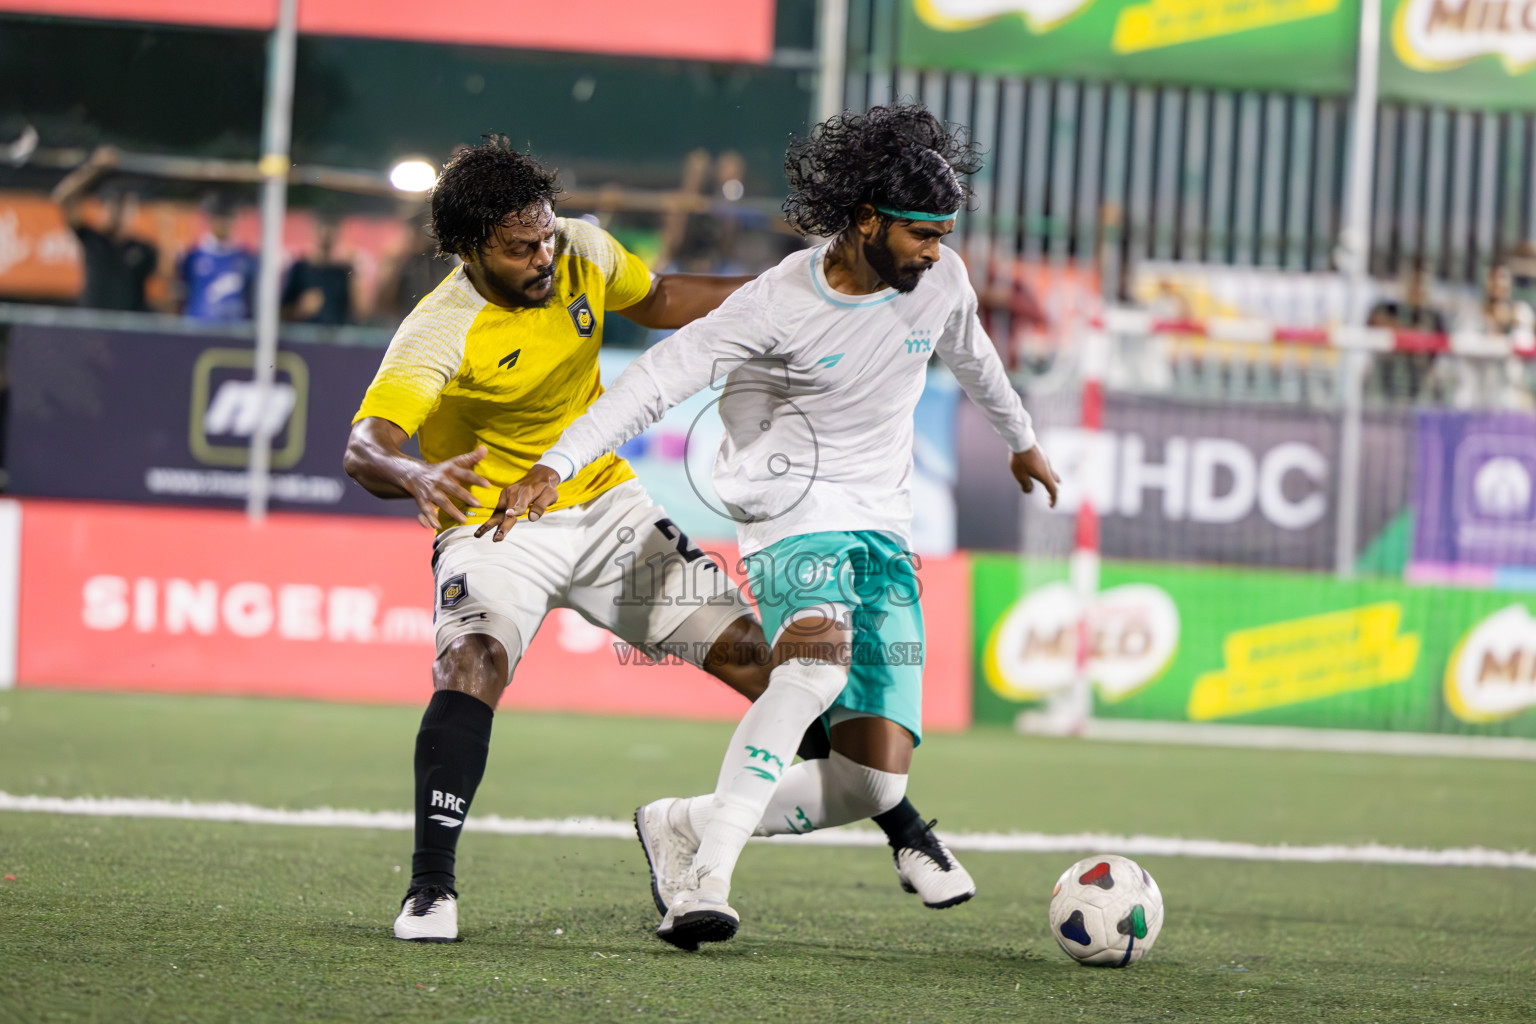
475, 464, 561, 542
1010, 444, 1061, 508
404, 445, 489, 530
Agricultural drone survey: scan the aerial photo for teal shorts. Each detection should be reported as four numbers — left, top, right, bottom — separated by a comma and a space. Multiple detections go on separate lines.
744, 530, 925, 745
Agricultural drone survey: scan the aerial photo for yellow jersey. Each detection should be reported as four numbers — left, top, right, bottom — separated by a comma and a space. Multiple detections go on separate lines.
354, 218, 652, 528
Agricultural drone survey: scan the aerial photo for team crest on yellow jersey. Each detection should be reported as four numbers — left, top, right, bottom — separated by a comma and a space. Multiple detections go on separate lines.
567, 293, 596, 337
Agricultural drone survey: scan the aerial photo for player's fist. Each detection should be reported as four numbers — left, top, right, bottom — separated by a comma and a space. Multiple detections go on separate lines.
476, 463, 561, 542
405, 445, 489, 530
1010, 444, 1061, 508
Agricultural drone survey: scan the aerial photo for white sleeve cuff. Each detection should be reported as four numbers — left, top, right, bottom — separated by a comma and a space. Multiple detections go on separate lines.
1009, 424, 1038, 455
542, 449, 579, 483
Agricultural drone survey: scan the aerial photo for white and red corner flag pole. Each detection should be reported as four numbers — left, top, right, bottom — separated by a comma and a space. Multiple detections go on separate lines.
1025, 326, 1106, 736
1063, 326, 1107, 733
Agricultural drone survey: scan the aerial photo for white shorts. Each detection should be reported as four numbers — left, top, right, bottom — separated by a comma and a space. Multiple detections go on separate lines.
431, 479, 753, 680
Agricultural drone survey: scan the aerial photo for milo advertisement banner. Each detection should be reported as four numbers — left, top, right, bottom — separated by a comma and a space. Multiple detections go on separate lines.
1381, 0, 1536, 108
899, 0, 1357, 93
973, 554, 1536, 736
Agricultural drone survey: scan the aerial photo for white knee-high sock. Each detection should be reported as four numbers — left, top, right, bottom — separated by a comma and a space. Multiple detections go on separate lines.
687, 659, 847, 899
754, 750, 907, 836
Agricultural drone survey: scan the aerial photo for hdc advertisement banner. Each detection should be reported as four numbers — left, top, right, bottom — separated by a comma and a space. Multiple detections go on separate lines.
957, 392, 1411, 569
898, 0, 1358, 94
972, 553, 1536, 736
12, 500, 973, 730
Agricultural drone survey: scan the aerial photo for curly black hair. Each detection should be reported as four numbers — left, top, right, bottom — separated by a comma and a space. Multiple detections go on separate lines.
782, 103, 982, 238
430, 135, 562, 259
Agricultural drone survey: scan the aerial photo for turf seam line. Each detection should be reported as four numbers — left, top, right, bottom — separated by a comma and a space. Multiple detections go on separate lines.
3, 792, 1534, 870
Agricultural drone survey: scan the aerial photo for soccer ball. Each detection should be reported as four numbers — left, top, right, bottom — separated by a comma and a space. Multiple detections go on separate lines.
1048, 854, 1164, 966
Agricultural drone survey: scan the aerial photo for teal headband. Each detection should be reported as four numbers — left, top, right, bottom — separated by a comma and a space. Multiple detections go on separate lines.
873, 204, 960, 221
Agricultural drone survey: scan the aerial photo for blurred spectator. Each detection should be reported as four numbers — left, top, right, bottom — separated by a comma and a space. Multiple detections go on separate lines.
1472, 263, 1535, 337
1366, 264, 1446, 401
1367, 262, 1446, 334
374, 217, 448, 323
1145, 278, 1193, 322
1509, 242, 1536, 309
50, 147, 158, 312
281, 217, 353, 325
178, 195, 256, 322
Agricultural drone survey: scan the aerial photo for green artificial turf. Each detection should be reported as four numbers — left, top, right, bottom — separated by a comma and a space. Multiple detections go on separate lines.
2, 689, 1535, 1022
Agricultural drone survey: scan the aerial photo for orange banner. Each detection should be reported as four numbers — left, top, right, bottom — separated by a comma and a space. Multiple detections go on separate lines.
14, 500, 972, 729
0, 0, 776, 62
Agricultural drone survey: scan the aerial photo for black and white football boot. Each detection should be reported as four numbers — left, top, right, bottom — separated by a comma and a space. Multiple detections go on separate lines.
892, 819, 976, 909
393, 884, 459, 942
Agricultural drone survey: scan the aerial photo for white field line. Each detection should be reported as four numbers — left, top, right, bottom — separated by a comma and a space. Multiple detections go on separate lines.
4, 791, 1535, 870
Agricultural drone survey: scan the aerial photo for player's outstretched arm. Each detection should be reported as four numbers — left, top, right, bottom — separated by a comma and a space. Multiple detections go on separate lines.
933, 281, 1060, 504
613, 272, 755, 330
343, 416, 489, 530
540, 276, 773, 490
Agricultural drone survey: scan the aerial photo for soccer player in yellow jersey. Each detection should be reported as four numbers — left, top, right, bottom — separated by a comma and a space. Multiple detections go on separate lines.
344, 138, 975, 944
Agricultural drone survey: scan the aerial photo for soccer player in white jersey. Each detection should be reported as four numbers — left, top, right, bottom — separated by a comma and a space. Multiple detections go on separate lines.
486, 105, 1061, 949
344, 137, 984, 944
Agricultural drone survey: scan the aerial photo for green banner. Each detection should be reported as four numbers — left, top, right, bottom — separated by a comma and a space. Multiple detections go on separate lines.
1379, 0, 1536, 109
898, 0, 1358, 93
972, 554, 1536, 736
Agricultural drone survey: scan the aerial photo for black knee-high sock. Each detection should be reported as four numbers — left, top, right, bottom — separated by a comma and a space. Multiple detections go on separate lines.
411, 690, 494, 890
798, 719, 925, 845
872, 798, 925, 846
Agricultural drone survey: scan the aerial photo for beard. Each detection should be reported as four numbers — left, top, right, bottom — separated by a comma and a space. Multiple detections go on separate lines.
482, 262, 555, 309
865, 227, 930, 294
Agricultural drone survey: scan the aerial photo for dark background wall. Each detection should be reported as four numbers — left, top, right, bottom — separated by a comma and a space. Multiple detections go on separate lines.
0, 2, 818, 196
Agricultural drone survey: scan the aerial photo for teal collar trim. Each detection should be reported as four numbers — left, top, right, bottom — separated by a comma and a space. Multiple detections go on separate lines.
809, 245, 900, 309
873, 205, 959, 221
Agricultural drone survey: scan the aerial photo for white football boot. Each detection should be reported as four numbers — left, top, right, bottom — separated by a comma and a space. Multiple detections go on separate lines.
393, 884, 459, 942
634, 798, 699, 916
893, 820, 976, 909
656, 884, 740, 951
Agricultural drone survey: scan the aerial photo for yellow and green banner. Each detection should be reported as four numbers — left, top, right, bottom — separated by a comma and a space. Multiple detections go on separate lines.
1380, 0, 1536, 109
900, 0, 1359, 93
972, 554, 1536, 735
901, 0, 1536, 108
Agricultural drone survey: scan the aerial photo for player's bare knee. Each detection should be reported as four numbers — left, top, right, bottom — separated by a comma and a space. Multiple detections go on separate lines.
829, 716, 915, 774
703, 615, 772, 701
433, 634, 509, 708
773, 615, 851, 669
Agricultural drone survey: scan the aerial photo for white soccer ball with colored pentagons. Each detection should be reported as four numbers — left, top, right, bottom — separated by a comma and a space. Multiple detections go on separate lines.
1048, 854, 1163, 966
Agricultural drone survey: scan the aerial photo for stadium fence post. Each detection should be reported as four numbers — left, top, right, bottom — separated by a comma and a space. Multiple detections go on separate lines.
1332, 0, 1381, 577
245, 0, 299, 522
0, 499, 18, 689
1334, 344, 1367, 578
814, 0, 848, 125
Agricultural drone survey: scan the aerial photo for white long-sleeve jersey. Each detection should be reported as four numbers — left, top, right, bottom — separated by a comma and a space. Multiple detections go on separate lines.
543, 243, 1036, 555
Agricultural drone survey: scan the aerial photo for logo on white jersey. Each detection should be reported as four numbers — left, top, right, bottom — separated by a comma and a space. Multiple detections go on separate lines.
902, 329, 934, 354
